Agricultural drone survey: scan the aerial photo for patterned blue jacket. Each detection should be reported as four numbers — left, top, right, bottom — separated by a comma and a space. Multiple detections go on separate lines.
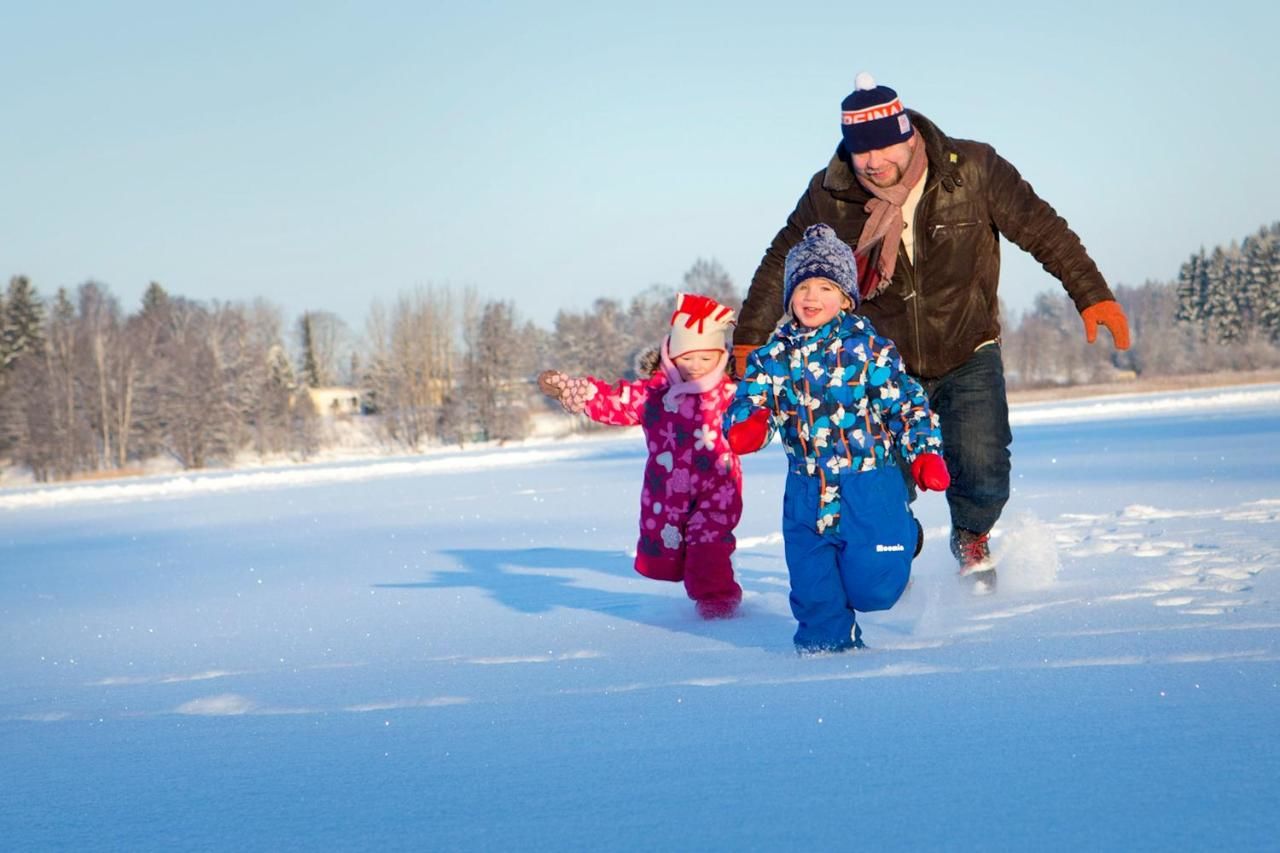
723, 311, 942, 533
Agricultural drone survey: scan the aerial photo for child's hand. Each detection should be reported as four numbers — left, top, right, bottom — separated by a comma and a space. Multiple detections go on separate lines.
911, 453, 951, 491
727, 409, 771, 454
538, 370, 567, 400
539, 370, 594, 414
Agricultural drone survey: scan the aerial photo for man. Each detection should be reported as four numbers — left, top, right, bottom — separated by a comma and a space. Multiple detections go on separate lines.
733, 72, 1130, 592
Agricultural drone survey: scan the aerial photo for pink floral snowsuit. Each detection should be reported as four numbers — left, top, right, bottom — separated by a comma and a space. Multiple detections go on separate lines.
582, 372, 744, 612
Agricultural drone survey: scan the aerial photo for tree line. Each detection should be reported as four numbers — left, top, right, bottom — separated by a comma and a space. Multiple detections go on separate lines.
0, 260, 737, 481
3, 227, 1278, 482
1004, 221, 1280, 387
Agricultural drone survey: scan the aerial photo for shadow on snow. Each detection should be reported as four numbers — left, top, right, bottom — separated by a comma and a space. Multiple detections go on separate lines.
375, 546, 795, 652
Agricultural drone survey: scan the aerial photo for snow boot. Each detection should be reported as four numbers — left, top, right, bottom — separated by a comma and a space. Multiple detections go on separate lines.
951, 527, 996, 595
795, 622, 864, 655
695, 594, 741, 620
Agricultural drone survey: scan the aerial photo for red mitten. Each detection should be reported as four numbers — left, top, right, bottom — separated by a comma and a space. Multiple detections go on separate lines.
1081, 300, 1131, 350
911, 453, 951, 491
727, 409, 771, 454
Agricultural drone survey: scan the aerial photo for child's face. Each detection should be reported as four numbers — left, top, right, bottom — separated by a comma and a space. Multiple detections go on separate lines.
790, 277, 851, 328
673, 350, 720, 382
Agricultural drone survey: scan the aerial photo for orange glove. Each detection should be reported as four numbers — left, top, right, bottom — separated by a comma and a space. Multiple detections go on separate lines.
731, 344, 755, 380
1081, 300, 1131, 350
727, 409, 771, 455
911, 453, 951, 491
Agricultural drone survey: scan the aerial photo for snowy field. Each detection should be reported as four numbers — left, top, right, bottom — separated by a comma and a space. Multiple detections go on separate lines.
3, 385, 1279, 851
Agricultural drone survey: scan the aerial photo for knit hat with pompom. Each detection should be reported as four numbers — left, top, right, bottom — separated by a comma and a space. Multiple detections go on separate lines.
782, 223, 859, 312
840, 71, 914, 154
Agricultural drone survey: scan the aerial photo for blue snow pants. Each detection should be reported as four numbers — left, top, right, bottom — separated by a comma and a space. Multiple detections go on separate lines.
782, 464, 917, 653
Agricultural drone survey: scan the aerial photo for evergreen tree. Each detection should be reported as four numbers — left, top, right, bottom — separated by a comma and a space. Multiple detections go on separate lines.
1240, 228, 1268, 329
1252, 226, 1280, 341
295, 310, 348, 387
141, 281, 170, 317
1174, 248, 1208, 327
299, 312, 321, 388
2, 276, 45, 370
1203, 244, 1243, 343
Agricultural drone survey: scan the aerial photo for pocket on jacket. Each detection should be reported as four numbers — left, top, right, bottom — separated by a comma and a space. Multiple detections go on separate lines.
929, 220, 981, 240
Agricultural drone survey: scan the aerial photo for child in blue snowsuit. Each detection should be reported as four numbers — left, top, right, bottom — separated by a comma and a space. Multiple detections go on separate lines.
724, 223, 950, 653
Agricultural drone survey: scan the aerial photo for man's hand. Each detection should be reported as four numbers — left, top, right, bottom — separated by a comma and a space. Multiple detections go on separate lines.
731, 344, 755, 380
911, 453, 951, 492
1081, 300, 1131, 350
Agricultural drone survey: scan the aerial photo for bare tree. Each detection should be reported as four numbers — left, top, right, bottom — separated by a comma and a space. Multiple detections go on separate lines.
681, 258, 741, 313
551, 297, 637, 380
75, 282, 123, 469
362, 287, 457, 449
148, 300, 249, 469
13, 289, 93, 480
458, 297, 533, 444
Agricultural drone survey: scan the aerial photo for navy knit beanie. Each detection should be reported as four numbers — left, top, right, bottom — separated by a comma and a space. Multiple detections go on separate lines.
783, 224, 859, 312
840, 72, 914, 154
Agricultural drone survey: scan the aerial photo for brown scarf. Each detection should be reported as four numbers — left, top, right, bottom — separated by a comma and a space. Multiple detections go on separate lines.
854, 138, 928, 295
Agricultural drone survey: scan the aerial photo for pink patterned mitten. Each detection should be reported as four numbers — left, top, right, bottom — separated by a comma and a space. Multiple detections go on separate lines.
558, 376, 595, 414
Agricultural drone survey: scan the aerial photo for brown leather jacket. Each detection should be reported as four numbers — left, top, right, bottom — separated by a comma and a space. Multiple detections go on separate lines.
736, 111, 1115, 379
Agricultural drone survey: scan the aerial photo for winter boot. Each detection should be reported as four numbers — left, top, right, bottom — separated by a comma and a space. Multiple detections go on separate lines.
794, 622, 864, 655
951, 527, 996, 595
695, 596, 741, 620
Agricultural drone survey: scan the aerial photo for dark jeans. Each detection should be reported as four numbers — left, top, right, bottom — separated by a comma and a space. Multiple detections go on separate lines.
910, 343, 1012, 535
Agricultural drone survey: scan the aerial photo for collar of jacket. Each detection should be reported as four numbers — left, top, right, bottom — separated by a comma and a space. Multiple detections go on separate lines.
820, 110, 965, 201
776, 311, 871, 347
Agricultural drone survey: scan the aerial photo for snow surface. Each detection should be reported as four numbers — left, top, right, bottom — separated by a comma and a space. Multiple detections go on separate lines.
2, 385, 1278, 851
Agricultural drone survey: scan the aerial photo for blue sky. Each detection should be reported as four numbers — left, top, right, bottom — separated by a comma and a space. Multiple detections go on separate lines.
3, 1, 1277, 332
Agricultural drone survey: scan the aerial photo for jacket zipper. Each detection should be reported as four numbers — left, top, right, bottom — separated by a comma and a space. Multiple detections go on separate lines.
906, 182, 940, 377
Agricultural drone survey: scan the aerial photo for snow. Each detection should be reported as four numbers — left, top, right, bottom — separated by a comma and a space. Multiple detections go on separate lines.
2, 385, 1279, 851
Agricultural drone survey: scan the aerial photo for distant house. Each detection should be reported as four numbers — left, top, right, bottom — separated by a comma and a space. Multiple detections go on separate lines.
306, 386, 362, 417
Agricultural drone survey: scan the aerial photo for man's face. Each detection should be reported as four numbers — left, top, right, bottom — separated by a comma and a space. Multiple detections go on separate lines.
851, 133, 918, 188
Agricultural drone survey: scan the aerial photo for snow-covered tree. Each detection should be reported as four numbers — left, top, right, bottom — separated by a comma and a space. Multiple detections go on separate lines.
1248, 225, 1280, 341
1174, 248, 1208, 328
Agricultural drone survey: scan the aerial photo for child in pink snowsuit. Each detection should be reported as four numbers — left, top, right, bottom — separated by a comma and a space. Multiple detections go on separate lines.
539, 293, 744, 619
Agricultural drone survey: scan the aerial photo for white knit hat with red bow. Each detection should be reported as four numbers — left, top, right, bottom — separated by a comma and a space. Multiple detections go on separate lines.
667, 293, 736, 359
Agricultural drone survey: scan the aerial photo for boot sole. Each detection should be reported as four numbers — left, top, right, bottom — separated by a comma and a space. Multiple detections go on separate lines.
965, 569, 997, 595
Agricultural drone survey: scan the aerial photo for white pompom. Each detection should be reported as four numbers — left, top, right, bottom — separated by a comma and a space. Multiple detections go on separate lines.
854, 71, 876, 91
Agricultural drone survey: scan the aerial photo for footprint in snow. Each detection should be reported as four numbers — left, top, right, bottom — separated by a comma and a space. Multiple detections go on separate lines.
1153, 596, 1196, 607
